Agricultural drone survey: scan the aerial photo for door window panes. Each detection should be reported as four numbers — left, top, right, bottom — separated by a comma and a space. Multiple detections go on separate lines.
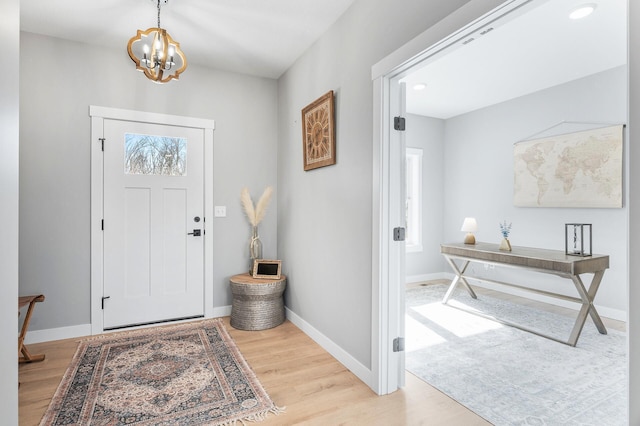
124, 133, 187, 176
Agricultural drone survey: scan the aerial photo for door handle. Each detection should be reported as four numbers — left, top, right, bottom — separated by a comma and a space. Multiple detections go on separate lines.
188, 229, 202, 236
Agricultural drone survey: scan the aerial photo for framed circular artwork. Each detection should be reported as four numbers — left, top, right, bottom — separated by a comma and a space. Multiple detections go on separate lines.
301, 90, 335, 171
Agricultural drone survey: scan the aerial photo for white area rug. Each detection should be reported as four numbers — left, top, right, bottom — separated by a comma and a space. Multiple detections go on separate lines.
405, 284, 626, 426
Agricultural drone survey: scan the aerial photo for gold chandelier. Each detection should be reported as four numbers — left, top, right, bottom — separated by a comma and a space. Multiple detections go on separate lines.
127, 0, 187, 83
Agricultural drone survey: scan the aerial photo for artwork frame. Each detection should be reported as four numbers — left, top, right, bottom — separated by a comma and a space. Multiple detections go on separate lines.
301, 90, 336, 171
513, 124, 623, 208
252, 259, 282, 280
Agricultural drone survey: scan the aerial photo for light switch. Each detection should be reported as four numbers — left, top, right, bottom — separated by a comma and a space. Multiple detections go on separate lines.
214, 206, 226, 217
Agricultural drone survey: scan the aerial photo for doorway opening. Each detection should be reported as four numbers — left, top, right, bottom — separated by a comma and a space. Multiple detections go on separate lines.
372, 0, 628, 423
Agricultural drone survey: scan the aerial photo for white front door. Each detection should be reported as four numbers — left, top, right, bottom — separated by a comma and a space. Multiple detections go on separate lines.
102, 119, 205, 329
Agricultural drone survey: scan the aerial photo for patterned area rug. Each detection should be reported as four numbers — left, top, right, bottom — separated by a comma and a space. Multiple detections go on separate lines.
40, 319, 284, 425
406, 284, 627, 426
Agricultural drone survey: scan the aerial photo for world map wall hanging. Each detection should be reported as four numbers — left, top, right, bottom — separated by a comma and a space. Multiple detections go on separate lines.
513, 124, 623, 208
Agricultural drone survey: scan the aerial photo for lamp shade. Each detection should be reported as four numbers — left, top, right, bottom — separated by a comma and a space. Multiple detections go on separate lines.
460, 217, 478, 232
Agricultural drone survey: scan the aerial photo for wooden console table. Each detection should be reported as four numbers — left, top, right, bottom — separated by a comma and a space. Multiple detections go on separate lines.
440, 242, 609, 346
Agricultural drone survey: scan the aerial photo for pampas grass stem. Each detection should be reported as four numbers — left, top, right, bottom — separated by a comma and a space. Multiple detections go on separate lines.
241, 186, 273, 227
240, 187, 257, 226
254, 187, 273, 226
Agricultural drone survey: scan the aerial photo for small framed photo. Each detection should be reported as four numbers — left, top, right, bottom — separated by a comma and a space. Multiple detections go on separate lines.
252, 259, 282, 279
301, 90, 336, 171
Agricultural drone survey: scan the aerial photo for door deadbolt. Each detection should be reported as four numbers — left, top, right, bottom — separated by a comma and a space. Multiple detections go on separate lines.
194, 216, 201, 222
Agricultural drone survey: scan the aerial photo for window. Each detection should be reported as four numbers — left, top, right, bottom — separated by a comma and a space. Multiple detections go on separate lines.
406, 148, 423, 252
124, 133, 187, 176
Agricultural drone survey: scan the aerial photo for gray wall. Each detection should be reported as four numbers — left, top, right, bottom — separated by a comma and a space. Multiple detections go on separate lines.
443, 66, 627, 314
9, 1, 640, 422
1, 0, 19, 422
404, 67, 627, 315
277, 0, 640, 413
19, 32, 279, 331
277, 0, 470, 368
405, 114, 446, 279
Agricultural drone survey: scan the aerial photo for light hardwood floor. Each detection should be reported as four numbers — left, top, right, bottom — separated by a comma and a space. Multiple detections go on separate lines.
20, 286, 624, 425
19, 316, 490, 426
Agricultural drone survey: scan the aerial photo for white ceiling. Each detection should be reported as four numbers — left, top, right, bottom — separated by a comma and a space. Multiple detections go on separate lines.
19, 0, 627, 110
402, 0, 627, 119
20, 0, 357, 79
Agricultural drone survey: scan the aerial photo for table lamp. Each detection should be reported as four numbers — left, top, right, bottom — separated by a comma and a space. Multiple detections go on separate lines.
461, 217, 477, 245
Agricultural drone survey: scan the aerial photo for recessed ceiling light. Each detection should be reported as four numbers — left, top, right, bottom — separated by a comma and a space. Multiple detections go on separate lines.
413, 83, 427, 91
569, 3, 597, 20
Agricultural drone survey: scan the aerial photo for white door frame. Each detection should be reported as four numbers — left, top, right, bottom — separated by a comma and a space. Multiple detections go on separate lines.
370, 0, 534, 395
90, 106, 215, 335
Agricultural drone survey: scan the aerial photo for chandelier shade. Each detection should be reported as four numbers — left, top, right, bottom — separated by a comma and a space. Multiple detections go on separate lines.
127, 0, 187, 83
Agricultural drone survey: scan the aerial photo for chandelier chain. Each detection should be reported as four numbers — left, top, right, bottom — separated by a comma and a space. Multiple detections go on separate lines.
157, 0, 161, 28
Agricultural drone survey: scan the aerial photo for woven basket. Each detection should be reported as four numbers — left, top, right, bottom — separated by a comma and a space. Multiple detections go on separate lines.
230, 275, 286, 330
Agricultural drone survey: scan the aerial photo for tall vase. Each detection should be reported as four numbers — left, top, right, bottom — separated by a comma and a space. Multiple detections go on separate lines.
249, 225, 263, 273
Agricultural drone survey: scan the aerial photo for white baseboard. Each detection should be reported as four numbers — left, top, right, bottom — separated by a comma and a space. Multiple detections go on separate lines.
285, 307, 374, 389
405, 272, 450, 284
24, 323, 92, 344
24, 306, 234, 345
211, 305, 232, 318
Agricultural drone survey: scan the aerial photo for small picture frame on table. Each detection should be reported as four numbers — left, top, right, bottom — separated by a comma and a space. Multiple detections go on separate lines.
252, 259, 282, 279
